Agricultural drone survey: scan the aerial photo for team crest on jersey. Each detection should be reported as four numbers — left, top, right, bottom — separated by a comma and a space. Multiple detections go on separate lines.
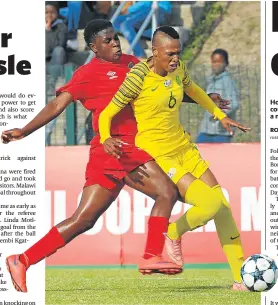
176, 76, 181, 85
128, 62, 134, 68
164, 80, 172, 87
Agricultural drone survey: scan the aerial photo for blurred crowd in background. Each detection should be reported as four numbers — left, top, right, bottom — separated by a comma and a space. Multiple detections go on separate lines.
45, 1, 260, 146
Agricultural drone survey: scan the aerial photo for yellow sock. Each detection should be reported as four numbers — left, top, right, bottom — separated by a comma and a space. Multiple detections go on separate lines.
213, 185, 244, 282
167, 223, 179, 240
167, 179, 222, 240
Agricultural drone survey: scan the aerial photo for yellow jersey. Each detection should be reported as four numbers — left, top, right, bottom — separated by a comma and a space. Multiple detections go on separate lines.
112, 60, 192, 157
99, 59, 226, 158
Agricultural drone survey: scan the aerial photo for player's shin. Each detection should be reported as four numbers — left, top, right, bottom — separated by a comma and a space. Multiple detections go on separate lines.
19, 227, 65, 268
213, 185, 244, 283
167, 179, 222, 239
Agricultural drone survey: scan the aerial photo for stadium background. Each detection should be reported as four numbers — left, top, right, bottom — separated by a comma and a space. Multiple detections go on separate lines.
45, 1, 261, 267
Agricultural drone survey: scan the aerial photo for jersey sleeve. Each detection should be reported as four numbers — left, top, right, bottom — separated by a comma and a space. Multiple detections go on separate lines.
180, 61, 192, 88
180, 61, 226, 121
56, 68, 90, 102
111, 62, 148, 108
99, 62, 148, 143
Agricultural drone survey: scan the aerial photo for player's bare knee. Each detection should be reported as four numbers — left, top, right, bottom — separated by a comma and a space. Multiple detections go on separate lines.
158, 183, 179, 205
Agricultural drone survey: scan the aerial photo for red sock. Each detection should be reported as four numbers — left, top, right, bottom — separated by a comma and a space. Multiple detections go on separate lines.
143, 216, 168, 259
19, 227, 65, 268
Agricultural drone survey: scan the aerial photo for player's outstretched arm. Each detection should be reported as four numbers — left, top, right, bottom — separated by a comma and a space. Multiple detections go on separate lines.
183, 80, 249, 130
184, 82, 251, 134
1, 92, 73, 144
220, 117, 251, 135
181, 61, 230, 117
184, 81, 227, 120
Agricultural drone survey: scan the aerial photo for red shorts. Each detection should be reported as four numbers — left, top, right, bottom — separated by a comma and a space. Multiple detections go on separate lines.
84, 136, 153, 198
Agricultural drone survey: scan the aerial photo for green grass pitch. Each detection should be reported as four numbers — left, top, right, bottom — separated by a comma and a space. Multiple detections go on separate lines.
46, 265, 260, 305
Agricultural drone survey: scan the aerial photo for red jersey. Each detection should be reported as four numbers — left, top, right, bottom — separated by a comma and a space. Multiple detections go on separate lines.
57, 54, 139, 144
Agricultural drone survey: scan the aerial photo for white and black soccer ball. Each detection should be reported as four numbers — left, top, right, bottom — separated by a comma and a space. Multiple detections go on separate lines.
241, 254, 278, 292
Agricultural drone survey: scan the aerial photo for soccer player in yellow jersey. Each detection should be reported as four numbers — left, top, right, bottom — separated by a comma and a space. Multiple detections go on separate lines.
99, 26, 251, 290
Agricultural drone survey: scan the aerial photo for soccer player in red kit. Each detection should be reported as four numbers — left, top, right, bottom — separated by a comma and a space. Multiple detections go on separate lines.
2, 20, 183, 293
2, 20, 230, 292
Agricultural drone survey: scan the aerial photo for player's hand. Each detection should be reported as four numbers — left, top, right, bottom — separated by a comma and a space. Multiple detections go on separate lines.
1, 128, 25, 144
208, 93, 230, 111
220, 117, 251, 135
103, 138, 125, 159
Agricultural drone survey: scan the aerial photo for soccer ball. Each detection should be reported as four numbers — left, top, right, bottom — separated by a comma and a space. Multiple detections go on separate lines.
240, 254, 278, 292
